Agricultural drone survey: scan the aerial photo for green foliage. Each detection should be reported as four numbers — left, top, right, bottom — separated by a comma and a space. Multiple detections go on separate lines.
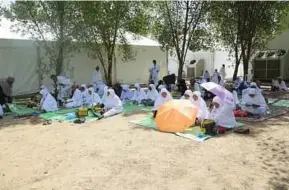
208, 1, 289, 79
152, 1, 209, 80
73, 1, 152, 85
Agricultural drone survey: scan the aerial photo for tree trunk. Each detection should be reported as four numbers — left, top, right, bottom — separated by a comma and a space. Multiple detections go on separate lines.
243, 58, 249, 76
54, 1, 65, 97
177, 62, 185, 82
107, 56, 113, 86
56, 1, 65, 76
233, 62, 240, 81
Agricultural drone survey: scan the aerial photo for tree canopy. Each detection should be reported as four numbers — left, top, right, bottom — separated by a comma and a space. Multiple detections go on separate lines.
207, 1, 289, 79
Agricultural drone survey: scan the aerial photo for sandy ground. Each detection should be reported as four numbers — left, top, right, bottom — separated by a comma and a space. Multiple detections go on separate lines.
0, 112, 289, 190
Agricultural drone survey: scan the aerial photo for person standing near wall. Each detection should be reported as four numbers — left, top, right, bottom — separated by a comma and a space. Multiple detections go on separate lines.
149, 60, 160, 85
219, 64, 226, 80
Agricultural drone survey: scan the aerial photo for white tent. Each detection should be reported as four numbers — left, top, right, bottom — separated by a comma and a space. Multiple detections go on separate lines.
0, 19, 167, 95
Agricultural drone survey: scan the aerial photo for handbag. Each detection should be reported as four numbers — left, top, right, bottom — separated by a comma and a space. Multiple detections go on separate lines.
200, 119, 217, 136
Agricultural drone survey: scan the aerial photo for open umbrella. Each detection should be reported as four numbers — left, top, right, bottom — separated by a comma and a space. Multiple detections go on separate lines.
200, 82, 234, 105
155, 99, 198, 133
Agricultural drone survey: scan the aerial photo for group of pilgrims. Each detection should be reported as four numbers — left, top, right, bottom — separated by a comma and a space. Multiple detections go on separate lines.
0, 61, 288, 132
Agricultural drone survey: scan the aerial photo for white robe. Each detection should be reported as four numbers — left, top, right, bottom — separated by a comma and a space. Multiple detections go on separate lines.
241, 88, 267, 115
279, 81, 288, 91
210, 96, 236, 128
181, 90, 209, 119
131, 84, 147, 103
191, 91, 209, 119
92, 70, 104, 92
146, 84, 158, 101
87, 87, 102, 108
103, 89, 123, 117
153, 88, 173, 111
219, 67, 226, 79
212, 71, 219, 84
57, 76, 71, 100
40, 89, 58, 112
65, 89, 82, 108
203, 72, 210, 81
150, 64, 160, 85
120, 84, 133, 102
102, 86, 109, 103
232, 90, 239, 108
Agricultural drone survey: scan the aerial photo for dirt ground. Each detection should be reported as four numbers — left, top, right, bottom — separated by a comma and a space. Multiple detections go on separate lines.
0, 112, 289, 190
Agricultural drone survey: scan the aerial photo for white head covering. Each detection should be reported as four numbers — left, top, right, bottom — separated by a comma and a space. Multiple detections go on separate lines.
102, 86, 109, 102
80, 84, 87, 88
87, 87, 102, 107
192, 91, 209, 119
40, 89, 58, 112
181, 90, 193, 100
147, 84, 158, 101
104, 89, 123, 110
153, 88, 173, 111
210, 96, 236, 128
131, 83, 147, 103
120, 84, 133, 101
242, 87, 266, 107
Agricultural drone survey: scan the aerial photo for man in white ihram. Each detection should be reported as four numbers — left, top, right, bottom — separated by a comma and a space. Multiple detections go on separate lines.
219, 64, 226, 81
149, 60, 160, 85
92, 66, 105, 95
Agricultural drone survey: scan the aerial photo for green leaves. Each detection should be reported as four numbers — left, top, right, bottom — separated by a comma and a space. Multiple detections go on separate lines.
207, 1, 289, 77
152, 1, 208, 80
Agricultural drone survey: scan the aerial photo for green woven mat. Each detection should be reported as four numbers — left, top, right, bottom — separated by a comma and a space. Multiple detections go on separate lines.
129, 116, 245, 142
272, 100, 289, 108
40, 109, 98, 122
6, 104, 37, 117
122, 104, 152, 112
39, 104, 152, 121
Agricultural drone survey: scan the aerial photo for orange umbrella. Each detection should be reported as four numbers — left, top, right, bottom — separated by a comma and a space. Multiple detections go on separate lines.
155, 99, 198, 133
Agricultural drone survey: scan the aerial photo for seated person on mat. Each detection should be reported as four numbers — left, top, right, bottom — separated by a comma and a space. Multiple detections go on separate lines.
39, 88, 58, 112
102, 89, 123, 118
87, 87, 102, 108
241, 88, 267, 117
152, 88, 173, 118
65, 84, 86, 108
209, 96, 236, 133
142, 84, 158, 106
181, 90, 209, 122
272, 77, 288, 91
120, 84, 133, 103
131, 83, 147, 105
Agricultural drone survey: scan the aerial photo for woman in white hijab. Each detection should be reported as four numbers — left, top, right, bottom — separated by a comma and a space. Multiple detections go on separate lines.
152, 88, 173, 117
101, 86, 109, 103
87, 87, 102, 108
120, 84, 133, 103
209, 96, 236, 130
241, 88, 267, 116
278, 77, 288, 91
131, 83, 147, 104
143, 84, 158, 106
103, 89, 123, 118
65, 85, 83, 108
192, 91, 209, 120
39, 89, 58, 112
